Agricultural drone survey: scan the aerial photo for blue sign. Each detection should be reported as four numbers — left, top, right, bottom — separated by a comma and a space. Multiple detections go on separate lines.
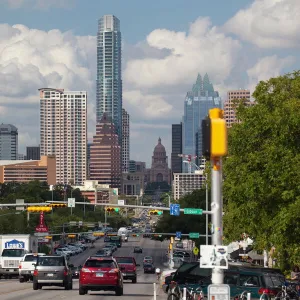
176, 231, 182, 239
170, 204, 180, 216
5, 239, 25, 249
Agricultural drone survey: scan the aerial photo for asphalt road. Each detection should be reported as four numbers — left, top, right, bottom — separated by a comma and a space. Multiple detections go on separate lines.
0, 236, 169, 300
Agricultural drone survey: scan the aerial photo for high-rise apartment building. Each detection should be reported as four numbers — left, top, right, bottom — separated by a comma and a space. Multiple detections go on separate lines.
122, 108, 130, 173
171, 123, 182, 175
182, 74, 222, 171
96, 15, 122, 142
224, 89, 252, 128
89, 113, 121, 189
26, 146, 40, 160
39, 88, 87, 185
0, 124, 18, 160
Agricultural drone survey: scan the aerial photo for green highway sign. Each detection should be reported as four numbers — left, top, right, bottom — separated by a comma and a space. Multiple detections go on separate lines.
184, 208, 203, 215
189, 232, 200, 239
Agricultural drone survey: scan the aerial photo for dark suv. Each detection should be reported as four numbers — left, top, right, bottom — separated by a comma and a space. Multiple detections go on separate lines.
79, 257, 123, 296
32, 255, 73, 290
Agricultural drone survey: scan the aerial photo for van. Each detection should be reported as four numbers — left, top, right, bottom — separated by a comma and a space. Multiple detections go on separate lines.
117, 227, 128, 237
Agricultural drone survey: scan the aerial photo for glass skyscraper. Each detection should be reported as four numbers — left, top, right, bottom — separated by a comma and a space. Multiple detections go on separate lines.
96, 15, 122, 141
182, 74, 222, 172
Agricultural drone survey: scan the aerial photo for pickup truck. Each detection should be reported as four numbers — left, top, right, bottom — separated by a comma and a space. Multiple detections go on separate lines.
19, 253, 46, 282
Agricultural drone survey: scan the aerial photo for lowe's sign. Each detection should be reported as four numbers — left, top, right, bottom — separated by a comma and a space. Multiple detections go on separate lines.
5, 239, 25, 249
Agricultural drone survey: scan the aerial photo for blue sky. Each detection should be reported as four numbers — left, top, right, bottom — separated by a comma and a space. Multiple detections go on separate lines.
0, 0, 299, 166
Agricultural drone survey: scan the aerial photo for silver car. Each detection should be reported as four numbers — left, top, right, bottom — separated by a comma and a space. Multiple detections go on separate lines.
32, 255, 73, 290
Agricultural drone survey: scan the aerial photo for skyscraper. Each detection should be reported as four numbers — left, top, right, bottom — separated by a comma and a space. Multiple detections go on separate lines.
96, 15, 122, 142
182, 74, 222, 171
171, 123, 182, 175
89, 113, 121, 189
122, 108, 130, 173
0, 124, 18, 160
26, 146, 40, 160
39, 88, 87, 185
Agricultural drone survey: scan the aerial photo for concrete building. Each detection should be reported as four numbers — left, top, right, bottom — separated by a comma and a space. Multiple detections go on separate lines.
17, 154, 26, 160
39, 88, 87, 185
172, 171, 206, 200
72, 180, 118, 204
122, 172, 145, 196
87, 142, 92, 179
96, 15, 122, 143
224, 89, 252, 128
26, 146, 40, 160
0, 124, 18, 160
148, 138, 170, 184
171, 123, 182, 176
0, 155, 56, 184
122, 109, 130, 173
89, 113, 121, 189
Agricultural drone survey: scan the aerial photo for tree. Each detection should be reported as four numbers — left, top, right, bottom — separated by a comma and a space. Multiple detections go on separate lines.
155, 189, 211, 245
223, 71, 300, 268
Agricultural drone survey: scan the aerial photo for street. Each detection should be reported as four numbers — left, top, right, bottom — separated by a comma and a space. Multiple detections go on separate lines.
0, 236, 168, 300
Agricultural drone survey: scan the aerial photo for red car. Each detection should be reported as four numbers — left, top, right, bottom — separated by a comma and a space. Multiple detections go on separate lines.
79, 256, 123, 296
114, 256, 139, 283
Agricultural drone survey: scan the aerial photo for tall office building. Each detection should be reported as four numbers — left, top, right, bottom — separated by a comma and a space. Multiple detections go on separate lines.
89, 113, 121, 189
171, 123, 182, 175
182, 74, 222, 171
0, 124, 18, 160
122, 108, 130, 173
26, 146, 40, 160
224, 89, 252, 128
39, 88, 87, 185
96, 15, 122, 143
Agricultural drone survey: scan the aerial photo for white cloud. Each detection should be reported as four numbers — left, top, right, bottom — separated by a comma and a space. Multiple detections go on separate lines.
247, 55, 295, 91
0, 0, 74, 9
18, 132, 38, 153
224, 0, 300, 48
124, 17, 241, 89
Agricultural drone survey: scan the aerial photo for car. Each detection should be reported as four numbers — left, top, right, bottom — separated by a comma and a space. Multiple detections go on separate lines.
133, 246, 143, 253
95, 249, 108, 257
143, 256, 153, 264
114, 256, 139, 283
104, 236, 110, 242
71, 265, 82, 278
32, 255, 73, 290
143, 263, 155, 274
79, 256, 123, 296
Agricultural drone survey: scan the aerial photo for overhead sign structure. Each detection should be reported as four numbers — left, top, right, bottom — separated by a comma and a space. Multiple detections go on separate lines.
208, 284, 230, 300
200, 245, 228, 269
170, 204, 180, 216
68, 198, 76, 208
189, 232, 200, 239
184, 208, 203, 215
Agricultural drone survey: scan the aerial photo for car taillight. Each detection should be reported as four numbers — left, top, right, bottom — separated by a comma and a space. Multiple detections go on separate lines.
109, 268, 119, 274
258, 288, 276, 295
133, 267, 136, 271
81, 268, 91, 273
33, 270, 38, 276
19, 265, 22, 269
63, 269, 68, 276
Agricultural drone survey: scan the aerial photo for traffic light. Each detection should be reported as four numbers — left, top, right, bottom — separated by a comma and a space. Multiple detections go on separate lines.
27, 206, 52, 212
106, 207, 119, 212
149, 210, 163, 215
202, 108, 227, 159
49, 203, 67, 208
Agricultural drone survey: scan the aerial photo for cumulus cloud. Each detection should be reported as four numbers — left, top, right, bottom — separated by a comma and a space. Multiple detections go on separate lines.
1, 0, 74, 9
247, 55, 295, 91
124, 17, 241, 89
224, 0, 300, 48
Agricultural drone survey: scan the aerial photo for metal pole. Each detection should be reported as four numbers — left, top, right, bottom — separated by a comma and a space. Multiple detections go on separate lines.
153, 283, 157, 300
71, 205, 72, 216
206, 182, 208, 245
104, 207, 107, 229
211, 158, 223, 284
27, 211, 30, 226
182, 287, 187, 300
83, 197, 86, 218
168, 194, 170, 207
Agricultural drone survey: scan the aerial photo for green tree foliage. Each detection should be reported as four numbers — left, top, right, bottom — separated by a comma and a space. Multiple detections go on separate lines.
223, 71, 300, 268
155, 189, 210, 245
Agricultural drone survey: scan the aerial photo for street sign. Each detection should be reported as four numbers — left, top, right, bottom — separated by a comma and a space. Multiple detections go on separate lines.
208, 284, 230, 300
68, 198, 75, 208
35, 212, 48, 232
200, 245, 228, 269
193, 246, 199, 255
16, 199, 24, 211
175, 231, 182, 239
34, 232, 49, 237
170, 204, 180, 216
189, 232, 200, 239
118, 200, 125, 205
184, 208, 203, 215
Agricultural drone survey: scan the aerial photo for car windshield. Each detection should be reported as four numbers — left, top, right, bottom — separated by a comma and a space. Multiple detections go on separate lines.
144, 264, 153, 268
2, 249, 26, 257
134, 247, 141, 250
85, 260, 115, 268
115, 258, 134, 264
38, 257, 64, 266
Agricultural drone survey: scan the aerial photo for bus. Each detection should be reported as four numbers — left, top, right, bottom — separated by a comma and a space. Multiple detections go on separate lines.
109, 236, 122, 248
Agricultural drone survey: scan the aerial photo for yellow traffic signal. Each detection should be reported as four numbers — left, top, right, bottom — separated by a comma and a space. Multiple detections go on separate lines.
27, 206, 52, 212
68, 234, 76, 238
106, 207, 119, 212
149, 210, 158, 215
202, 108, 227, 159
50, 203, 67, 208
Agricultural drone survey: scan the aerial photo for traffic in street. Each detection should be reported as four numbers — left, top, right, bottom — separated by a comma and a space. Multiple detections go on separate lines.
0, 235, 168, 300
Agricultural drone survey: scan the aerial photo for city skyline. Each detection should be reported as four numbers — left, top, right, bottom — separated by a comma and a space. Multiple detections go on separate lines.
0, 0, 298, 166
